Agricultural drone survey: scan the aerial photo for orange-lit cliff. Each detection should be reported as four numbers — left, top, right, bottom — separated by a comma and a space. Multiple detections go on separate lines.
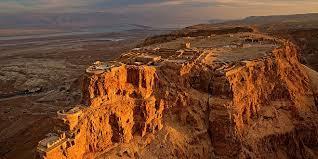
36, 29, 318, 159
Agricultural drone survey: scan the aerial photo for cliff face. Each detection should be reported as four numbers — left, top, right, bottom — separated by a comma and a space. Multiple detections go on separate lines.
227, 42, 315, 132
82, 65, 158, 107
38, 64, 166, 159
213, 42, 318, 158
36, 31, 318, 159
82, 64, 164, 141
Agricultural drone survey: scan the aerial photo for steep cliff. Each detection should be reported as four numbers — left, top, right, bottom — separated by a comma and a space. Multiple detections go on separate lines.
227, 42, 315, 132
36, 31, 318, 159
211, 42, 318, 158
37, 63, 166, 159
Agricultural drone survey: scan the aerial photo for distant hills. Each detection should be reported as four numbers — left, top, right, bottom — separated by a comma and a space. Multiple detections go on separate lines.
215, 13, 318, 31
208, 13, 318, 25
208, 13, 318, 28
0, 12, 184, 37
208, 19, 229, 24
0, 12, 130, 30
2, 12, 318, 37
233, 13, 318, 25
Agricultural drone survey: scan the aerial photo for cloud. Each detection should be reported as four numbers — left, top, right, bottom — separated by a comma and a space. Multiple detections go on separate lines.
0, 0, 317, 23
0, 0, 102, 12
1, 0, 318, 12
212, 0, 318, 7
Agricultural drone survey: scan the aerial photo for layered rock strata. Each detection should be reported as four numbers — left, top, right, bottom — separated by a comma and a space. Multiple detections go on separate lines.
37, 31, 318, 159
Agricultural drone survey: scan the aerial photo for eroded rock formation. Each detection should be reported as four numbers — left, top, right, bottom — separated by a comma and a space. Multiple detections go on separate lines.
36, 30, 318, 159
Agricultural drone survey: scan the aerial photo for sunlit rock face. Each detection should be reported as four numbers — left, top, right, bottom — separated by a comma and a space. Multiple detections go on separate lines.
37, 63, 165, 159
36, 28, 318, 159
227, 42, 315, 132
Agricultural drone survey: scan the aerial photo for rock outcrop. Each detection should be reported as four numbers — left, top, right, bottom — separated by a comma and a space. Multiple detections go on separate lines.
227, 42, 315, 132
36, 30, 318, 159
37, 62, 165, 159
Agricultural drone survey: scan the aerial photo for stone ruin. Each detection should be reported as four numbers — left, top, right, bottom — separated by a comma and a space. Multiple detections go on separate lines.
86, 61, 121, 74
36, 107, 83, 158
57, 107, 83, 130
180, 42, 191, 49
37, 133, 67, 153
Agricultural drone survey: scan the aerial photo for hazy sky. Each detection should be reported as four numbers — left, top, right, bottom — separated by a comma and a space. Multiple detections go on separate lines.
1, 0, 317, 20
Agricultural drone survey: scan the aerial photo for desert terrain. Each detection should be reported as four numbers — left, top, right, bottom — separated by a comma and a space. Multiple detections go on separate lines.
0, 13, 318, 159
0, 29, 168, 159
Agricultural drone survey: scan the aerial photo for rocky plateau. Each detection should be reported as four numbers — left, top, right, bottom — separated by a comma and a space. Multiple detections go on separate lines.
35, 27, 318, 159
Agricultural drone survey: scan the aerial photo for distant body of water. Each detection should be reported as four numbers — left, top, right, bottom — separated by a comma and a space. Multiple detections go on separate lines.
0, 24, 155, 41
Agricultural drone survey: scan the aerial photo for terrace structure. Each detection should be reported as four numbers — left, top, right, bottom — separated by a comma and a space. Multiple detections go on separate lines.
57, 107, 83, 130
36, 133, 68, 158
36, 107, 84, 158
86, 61, 122, 74
180, 42, 191, 49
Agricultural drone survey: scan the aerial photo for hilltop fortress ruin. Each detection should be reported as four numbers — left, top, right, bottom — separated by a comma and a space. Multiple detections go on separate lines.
36, 27, 318, 159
